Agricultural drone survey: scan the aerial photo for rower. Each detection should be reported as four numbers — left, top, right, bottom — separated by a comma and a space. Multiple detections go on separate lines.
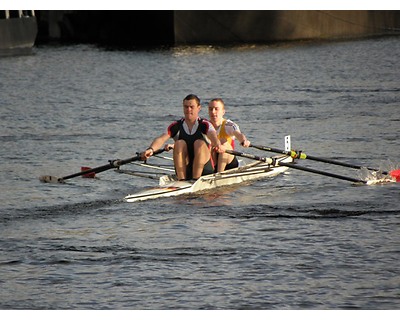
140, 94, 225, 181
208, 98, 251, 172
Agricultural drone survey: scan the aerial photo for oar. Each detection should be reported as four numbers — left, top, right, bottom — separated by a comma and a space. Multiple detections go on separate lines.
226, 149, 368, 184
39, 148, 165, 183
250, 144, 399, 179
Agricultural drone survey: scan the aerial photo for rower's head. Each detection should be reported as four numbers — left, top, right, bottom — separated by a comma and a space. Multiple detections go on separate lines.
182, 94, 201, 121
208, 98, 225, 127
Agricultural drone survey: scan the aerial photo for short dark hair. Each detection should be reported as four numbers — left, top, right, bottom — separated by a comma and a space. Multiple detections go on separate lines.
209, 98, 225, 109
210, 98, 225, 105
183, 94, 200, 106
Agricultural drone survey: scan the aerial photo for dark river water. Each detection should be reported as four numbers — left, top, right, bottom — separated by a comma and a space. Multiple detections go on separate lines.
1, 37, 399, 310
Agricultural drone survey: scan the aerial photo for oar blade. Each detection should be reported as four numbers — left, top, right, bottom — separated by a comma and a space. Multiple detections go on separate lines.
390, 169, 400, 182
81, 166, 96, 178
39, 175, 64, 183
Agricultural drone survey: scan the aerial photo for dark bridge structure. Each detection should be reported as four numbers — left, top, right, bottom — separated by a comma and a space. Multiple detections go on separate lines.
36, 11, 400, 47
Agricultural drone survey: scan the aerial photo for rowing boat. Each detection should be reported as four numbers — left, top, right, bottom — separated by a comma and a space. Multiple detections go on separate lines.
39, 136, 399, 197
124, 154, 293, 202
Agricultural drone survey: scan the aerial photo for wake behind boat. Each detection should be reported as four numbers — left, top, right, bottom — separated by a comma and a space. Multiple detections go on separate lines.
124, 154, 293, 203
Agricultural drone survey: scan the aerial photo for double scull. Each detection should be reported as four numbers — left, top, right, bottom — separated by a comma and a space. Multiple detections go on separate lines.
124, 154, 293, 202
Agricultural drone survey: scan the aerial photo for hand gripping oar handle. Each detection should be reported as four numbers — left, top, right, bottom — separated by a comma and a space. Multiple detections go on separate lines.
227, 149, 367, 184
40, 148, 165, 183
250, 144, 390, 175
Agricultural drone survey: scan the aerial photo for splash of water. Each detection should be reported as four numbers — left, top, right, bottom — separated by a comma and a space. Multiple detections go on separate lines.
358, 163, 399, 185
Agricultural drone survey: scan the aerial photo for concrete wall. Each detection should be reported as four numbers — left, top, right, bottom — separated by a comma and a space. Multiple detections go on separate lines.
34, 11, 400, 46
36, 11, 174, 46
0, 15, 37, 50
174, 11, 400, 44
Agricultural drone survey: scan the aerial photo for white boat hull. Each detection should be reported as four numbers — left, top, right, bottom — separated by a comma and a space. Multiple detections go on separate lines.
124, 155, 292, 203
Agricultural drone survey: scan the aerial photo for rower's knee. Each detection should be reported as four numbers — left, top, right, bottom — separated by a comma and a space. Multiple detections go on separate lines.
194, 139, 209, 153
174, 140, 187, 153
194, 140, 210, 159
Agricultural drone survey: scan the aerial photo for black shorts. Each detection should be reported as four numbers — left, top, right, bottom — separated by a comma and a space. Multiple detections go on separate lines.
186, 159, 214, 180
225, 156, 239, 170
214, 155, 239, 172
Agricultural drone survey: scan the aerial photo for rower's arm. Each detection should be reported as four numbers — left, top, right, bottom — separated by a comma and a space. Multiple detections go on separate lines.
141, 133, 171, 159
233, 131, 250, 147
207, 130, 224, 153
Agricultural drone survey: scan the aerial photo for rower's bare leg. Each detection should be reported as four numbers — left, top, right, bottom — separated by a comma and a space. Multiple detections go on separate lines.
210, 149, 218, 171
173, 140, 189, 180
217, 143, 234, 172
192, 140, 211, 179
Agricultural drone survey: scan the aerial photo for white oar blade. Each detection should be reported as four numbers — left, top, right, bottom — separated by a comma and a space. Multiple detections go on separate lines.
39, 175, 64, 183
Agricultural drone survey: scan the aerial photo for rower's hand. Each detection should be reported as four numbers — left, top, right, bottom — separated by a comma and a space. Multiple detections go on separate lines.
214, 144, 225, 153
164, 143, 174, 151
140, 148, 154, 160
241, 139, 251, 147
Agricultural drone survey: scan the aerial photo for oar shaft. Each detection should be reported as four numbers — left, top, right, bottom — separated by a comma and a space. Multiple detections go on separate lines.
227, 149, 367, 184
251, 144, 388, 174
282, 163, 367, 184
61, 162, 119, 180
41, 148, 165, 183
62, 148, 166, 180
60, 155, 143, 181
